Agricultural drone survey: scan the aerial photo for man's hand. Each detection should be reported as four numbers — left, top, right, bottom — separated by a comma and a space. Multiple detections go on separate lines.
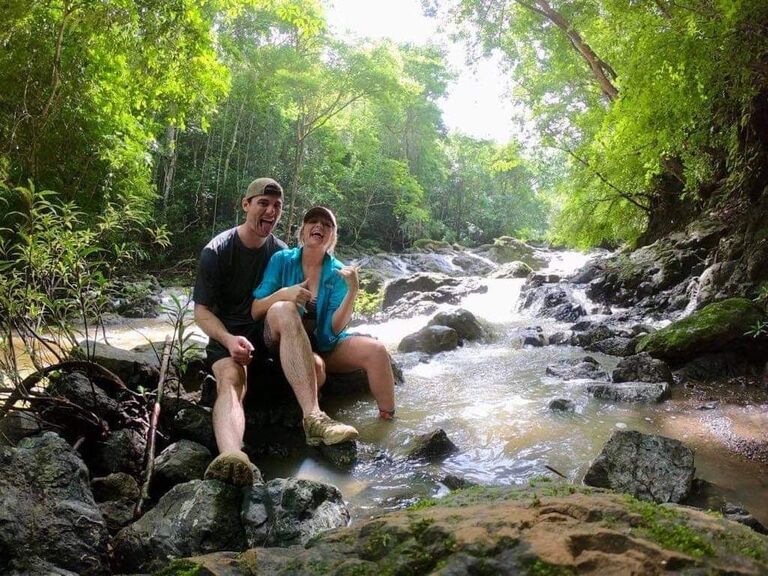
226, 334, 254, 366
337, 266, 359, 293
283, 279, 312, 307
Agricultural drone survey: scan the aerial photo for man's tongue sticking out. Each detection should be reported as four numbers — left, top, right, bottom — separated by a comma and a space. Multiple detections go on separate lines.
257, 218, 274, 236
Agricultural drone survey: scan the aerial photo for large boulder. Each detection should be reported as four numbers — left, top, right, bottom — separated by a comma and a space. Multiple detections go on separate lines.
546, 357, 608, 381
152, 440, 213, 498
0, 410, 41, 446
163, 486, 768, 575
382, 273, 458, 309
636, 298, 764, 362
0, 433, 110, 575
488, 261, 533, 279
112, 480, 248, 573
110, 274, 162, 318
398, 325, 459, 354
584, 336, 637, 357
427, 308, 487, 342
243, 478, 350, 547
520, 284, 586, 322
584, 430, 695, 503
74, 340, 160, 390
612, 352, 673, 384
473, 236, 548, 269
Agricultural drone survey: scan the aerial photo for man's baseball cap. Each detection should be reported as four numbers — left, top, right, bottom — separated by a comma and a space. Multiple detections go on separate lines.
302, 206, 337, 228
245, 178, 283, 200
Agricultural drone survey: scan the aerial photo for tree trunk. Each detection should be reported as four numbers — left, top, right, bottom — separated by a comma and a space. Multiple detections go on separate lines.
161, 124, 177, 213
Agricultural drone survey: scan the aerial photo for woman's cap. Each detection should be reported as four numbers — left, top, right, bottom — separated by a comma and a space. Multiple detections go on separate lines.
245, 178, 283, 200
303, 206, 337, 228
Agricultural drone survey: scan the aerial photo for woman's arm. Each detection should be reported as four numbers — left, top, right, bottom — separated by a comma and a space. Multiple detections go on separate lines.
331, 266, 359, 334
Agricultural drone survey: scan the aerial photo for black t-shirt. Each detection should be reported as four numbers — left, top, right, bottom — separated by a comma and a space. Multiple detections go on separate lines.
193, 228, 287, 335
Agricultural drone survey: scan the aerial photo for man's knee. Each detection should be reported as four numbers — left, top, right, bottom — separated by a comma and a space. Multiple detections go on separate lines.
212, 358, 247, 396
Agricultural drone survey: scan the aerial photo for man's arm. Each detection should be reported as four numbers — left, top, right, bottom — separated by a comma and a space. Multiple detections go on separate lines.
195, 303, 253, 366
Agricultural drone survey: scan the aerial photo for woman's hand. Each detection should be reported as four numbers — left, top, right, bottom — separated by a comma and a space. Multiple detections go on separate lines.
283, 279, 312, 306
337, 266, 359, 293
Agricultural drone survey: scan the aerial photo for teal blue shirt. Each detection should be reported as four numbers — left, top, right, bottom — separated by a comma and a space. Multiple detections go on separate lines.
253, 247, 351, 352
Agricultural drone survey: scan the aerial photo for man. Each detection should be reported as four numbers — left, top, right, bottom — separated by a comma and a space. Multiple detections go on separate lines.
193, 177, 358, 487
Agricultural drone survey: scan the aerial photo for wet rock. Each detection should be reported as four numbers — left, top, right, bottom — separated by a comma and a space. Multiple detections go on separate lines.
573, 323, 628, 346
451, 252, 496, 276
525, 272, 562, 287
584, 336, 637, 357
407, 428, 458, 461
112, 479, 248, 573
587, 381, 669, 403
318, 441, 358, 469
398, 325, 459, 354
0, 432, 110, 575
99, 499, 136, 534
428, 308, 486, 342
92, 472, 140, 502
324, 357, 405, 397
518, 326, 546, 347
636, 298, 764, 362
548, 331, 575, 345
584, 430, 694, 503
441, 474, 477, 490
88, 427, 146, 477
675, 351, 760, 382
0, 410, 41, 446
383, 273, 459, 309
520, 284, 586, 321
683, 478, 767, 534
548, 398, 576, 413
152, 440, 213, 499
74, 340, 160, 390
488, 260, 533, 278
243, 477, 350, 547
612, 352, 673, 384
546, 357, 608, 381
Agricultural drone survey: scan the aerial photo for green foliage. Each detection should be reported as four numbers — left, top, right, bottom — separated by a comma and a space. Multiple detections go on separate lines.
0, 183, 168, 379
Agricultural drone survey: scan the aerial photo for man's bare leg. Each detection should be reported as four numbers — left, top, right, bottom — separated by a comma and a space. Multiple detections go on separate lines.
204, 357, 254, 486
265, 301, 358, 445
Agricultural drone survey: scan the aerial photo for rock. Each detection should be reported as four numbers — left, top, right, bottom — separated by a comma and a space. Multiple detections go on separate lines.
518, 326, 546, 347
488, 261, 533, 278
451, 252, 496, 276
398, 325, 459, 354
573, 323, 625, 346
152, 440, 213, 499
548, 398, 576, 412
520, 284, 586, 321
317, 441, 358, 469
548, 331, 574, 345
407, 428, 458, 461
324, 357, 404, 397
612, 352, 673, 384
587, 381, 669, 403
111, 274, 162, 318
88, 427, 146, 477
243, 477, 350, 547
683, 478, 767, 534
0, 432, 110, 575
428, 308, 486, 341
584, 430, 694, 503
160, 395, 216, 451
0, 410, 41, 445
473, 236, 547, 269
168, 486, 768, 575
636, 298, 764, 362
584, 336, 637, 357
383, 273, 459, 309
74, 340, 160, 390
112, 480, 248, 573
43, 371, 124, 434
546, 357, 608, 381
99, 498, 136, 534
440, 474, 477, 490
91, 472, 140, 502
675, 351, 759, 382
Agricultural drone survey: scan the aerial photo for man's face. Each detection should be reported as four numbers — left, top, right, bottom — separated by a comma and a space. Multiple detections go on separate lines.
244, 194, 283, 237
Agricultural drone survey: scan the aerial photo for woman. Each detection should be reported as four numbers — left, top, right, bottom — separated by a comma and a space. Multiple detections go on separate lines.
251, 206, 396, 419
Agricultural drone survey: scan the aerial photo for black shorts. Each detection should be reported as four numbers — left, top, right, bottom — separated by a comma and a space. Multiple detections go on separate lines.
204, 321, 274, 368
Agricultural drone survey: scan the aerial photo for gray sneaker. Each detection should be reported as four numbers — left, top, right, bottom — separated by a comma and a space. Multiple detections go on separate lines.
303, 411, 359, 446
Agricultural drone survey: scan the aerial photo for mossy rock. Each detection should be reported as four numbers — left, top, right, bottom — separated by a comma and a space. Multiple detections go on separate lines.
157, 486, 768, 575
411, 238, 452, 252
636, 298, 764, 361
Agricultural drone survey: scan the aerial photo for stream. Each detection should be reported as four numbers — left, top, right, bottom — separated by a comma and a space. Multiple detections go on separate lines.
95, 249, 768, 525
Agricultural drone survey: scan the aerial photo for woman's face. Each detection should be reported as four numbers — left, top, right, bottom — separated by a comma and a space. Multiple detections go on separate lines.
302, 215, 336, 251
